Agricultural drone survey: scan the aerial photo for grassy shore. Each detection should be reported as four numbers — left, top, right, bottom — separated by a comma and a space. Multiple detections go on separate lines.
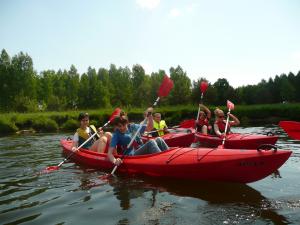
1, 103, 300, 135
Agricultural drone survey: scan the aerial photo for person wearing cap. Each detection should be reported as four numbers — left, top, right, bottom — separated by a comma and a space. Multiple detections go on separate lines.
72, 112, 112, 153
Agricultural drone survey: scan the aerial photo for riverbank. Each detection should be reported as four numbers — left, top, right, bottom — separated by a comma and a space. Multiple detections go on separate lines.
0, 103, 300, 135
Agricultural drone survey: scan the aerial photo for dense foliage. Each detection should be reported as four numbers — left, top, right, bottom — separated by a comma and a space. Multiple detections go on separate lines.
1, 49, 300, 113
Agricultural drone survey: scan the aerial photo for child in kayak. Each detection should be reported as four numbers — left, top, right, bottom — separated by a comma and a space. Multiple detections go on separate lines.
107, 109, 169, 167
213, 108, 240, 137
151, 112, 169, 137
72, 112, 112, 153
196, 104, 212, 135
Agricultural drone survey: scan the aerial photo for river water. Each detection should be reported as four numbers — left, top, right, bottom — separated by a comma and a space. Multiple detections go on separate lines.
1, 126, 300, 225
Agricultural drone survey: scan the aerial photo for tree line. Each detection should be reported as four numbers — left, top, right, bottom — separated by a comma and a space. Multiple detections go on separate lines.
0, 49, 299, 112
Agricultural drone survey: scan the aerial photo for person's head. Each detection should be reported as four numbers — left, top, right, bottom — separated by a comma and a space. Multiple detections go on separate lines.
214, 108, 225, 121
78, 112, 89, 127
153, 113, 161, 122
112, 116, 129, 133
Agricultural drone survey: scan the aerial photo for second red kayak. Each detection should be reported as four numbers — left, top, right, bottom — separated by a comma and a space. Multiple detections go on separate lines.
279, 121, 300, 140
194, 132, 278, 149
142, 131, 195, 147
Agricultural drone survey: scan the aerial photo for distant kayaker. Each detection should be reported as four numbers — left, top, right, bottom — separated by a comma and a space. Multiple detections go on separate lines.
151, 112, 169, 137
213, 108, 240, 137
107, 109, 169, 167
72, 112, 112, 153
196, 104, 212, 134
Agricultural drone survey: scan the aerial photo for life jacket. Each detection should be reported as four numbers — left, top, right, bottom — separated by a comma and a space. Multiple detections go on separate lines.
196, 118, 209, 132
77, 125, 98, 149
153, 120, 167, 136
215, 120, 231, 133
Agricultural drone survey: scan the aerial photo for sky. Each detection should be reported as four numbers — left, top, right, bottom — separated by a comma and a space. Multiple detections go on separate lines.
1, 0, 299, 88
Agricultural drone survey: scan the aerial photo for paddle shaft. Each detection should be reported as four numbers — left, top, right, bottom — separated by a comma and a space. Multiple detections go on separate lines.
222, 108, 231, 145
111, 97, 161, 175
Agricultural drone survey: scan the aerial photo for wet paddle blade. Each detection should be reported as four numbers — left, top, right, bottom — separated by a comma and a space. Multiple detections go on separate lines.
108, 107, 122, 122
279, 121, 300, 140
200, 81, 208, 93
158, 75, 174, 97
40, 166, 60, 174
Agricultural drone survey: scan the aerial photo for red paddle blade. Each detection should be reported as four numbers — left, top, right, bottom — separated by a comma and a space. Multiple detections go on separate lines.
279, 121, 300, 140
158, 75, 174, 97
227, 100, 235, 111
200, 81, 208, 93
109, 108, 122, 122
40, 166, 60, 174
179, 119, 195, 128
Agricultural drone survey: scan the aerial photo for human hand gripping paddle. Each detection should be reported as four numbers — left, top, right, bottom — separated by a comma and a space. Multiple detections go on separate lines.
42, 108, 121, 173
221, 100, 235, 147
109, 75, 174, 176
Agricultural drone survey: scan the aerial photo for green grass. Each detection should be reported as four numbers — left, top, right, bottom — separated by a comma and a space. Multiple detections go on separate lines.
1, 103, 300, 135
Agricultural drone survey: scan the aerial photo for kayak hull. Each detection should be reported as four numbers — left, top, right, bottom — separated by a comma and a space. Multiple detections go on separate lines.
194, 132, 278, 149
60, 139, 291, 183
142, 131, 195, 147
279, 120, 300, 140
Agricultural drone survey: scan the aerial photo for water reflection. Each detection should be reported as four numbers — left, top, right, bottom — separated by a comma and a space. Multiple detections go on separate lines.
100, 175, 290, 225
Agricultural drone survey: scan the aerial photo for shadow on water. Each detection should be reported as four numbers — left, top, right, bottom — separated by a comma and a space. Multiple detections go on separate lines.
102, 174, 291, 225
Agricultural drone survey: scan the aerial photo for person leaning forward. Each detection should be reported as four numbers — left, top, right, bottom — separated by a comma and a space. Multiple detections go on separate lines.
107, 110, 169, 166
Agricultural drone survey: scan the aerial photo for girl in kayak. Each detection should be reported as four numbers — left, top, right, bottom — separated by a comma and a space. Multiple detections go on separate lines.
107, 109, 169, 167
72, 112, 112, 153
196, 104, 212, 134
213, 108, 240, 137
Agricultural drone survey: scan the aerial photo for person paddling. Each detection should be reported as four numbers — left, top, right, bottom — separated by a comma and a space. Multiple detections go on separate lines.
107, 108, 169, 167
151, 112, 169, 137
195, 104, 212, 134
213, 108, 240, 137
72, 112, 112, 153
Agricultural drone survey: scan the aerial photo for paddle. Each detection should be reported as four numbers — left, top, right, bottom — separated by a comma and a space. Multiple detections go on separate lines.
279, 120, 300, 140
42, 108, 121, 173
195, 81, 208, 129
221, 100, 235, 146
110, 75, 174, 176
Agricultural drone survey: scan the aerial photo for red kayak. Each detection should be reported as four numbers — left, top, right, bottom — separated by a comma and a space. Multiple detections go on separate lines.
194, 132, 278, 149
60, 139, 291, 183
279, 121, 300, 140
142, 131, 195, 147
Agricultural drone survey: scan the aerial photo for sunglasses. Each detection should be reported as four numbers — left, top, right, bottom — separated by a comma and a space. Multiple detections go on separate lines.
218, 115, 224, 118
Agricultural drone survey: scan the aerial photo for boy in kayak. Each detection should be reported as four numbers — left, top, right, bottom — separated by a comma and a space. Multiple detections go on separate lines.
213, 108, 240, 137
196, 104, 212, 135
151, 112, 169, 137
72, 112, 112, 153
107, 109, 169, 167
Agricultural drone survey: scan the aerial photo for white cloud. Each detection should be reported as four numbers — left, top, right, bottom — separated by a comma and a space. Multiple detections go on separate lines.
169, 8, 181, 18
136, 0, 160, 10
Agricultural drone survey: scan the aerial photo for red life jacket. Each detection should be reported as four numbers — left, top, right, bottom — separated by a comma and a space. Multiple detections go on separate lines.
216, 120, 230, 133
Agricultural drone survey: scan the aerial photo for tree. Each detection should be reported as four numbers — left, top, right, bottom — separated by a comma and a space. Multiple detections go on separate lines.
0, 49, 11, 111
169, 66, 191, 105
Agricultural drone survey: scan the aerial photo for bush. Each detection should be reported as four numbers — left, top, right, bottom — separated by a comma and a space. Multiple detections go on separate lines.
32, 117, 58, 132
61, 119, 78, 131
0, 118, 18, 134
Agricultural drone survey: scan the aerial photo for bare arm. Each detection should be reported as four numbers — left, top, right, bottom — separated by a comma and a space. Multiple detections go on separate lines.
229, 113, 240, 126
107, 146, 122, 166
214, 123, 222, 136
199, 104, 211, 119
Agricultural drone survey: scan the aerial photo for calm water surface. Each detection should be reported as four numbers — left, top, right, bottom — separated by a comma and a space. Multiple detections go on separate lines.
1, 126, 300, 225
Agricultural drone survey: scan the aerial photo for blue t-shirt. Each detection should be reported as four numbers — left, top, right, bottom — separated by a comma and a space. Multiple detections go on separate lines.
110, 123, 146, 155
